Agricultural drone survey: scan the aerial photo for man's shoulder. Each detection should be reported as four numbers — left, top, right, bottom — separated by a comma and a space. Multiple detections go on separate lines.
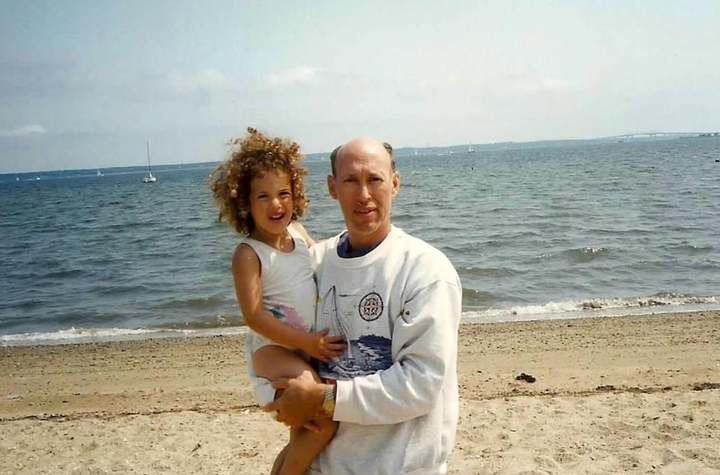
310, 232, 342, 265
391, 227, 458, 280
392, 226, 448, 260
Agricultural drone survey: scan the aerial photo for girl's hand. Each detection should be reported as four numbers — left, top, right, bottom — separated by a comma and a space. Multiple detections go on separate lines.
303, 329, 347, 362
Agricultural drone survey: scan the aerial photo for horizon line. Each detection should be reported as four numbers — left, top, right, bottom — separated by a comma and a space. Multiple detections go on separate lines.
2, 131, 717, 175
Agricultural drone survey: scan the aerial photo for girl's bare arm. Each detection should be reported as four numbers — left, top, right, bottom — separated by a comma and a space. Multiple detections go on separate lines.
232, 244, 343, 361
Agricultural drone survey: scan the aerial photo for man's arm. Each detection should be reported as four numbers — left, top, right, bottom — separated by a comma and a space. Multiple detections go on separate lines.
290, 221, 316, 247
266, 275, 461, 427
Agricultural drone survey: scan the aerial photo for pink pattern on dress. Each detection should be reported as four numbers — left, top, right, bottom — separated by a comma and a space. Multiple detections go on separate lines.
266, 301, 308, 332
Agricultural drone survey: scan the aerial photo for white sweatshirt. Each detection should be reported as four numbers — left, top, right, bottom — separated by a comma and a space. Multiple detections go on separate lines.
308, 226, 462, 475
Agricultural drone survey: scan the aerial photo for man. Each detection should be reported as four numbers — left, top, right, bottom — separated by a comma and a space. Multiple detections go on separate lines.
264, 137, 462, 474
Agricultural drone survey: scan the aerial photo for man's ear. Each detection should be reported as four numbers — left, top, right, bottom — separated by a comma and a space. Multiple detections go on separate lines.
391, 171, 400, 197
327, 174, 338, 199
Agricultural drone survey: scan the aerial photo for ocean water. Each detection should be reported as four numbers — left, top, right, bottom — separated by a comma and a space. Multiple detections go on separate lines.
1, 138, 719, 346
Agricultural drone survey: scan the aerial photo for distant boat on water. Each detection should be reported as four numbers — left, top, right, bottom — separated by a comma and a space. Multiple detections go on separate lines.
142, 142, 157, 183
467, 142, 475, 153
97, 170, 103, 177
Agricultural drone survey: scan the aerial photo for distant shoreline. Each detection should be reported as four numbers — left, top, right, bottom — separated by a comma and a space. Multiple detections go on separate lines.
3, 133, 719, 176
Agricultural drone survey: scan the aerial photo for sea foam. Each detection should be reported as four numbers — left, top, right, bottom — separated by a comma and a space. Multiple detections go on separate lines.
0, 325, 249, 347
461, 293, 720, 323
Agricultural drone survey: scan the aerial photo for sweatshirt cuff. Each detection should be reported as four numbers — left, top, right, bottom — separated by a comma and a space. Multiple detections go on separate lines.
333, 379, 360, 423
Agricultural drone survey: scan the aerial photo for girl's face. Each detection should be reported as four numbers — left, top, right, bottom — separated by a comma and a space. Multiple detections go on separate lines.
248, 169, 294, 239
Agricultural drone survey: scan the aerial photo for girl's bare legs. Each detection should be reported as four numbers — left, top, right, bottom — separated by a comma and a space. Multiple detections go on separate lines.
270, 445, 288, 475
253, 345, 338, 475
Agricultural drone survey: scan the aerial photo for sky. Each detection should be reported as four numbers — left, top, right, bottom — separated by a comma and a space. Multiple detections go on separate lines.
1, 1, 719, 173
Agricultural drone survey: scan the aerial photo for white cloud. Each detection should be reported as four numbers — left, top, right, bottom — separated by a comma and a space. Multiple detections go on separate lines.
0, 125, 47, 137
267, 67, 322, 89
168, 70, 231, 94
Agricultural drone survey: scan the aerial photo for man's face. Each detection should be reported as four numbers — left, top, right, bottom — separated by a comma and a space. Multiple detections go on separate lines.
327, 141, 399, 249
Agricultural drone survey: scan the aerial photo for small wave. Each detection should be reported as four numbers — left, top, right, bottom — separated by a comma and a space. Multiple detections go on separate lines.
488, 207, 510, 213
0, 327, 163, 346
461, 293, 720, 323
462, 288, 497, 304
664, 244, 714, 254
107, 221, 150, 231
15, 299, 47, 311
562, 247, 609, 263
657, 224, 705, 233
41, 269, 84, 279
578, 293, 720, 310
158, 313, 244, 330
392, 213, 414, 221
96, 284, 150, 296
458, 266, 519, 278
0, 324, 249, 347
156, 296, 227, 310
587, 228, 652, 237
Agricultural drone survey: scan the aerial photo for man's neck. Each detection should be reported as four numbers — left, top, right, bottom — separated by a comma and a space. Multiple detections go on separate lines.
338, 230, 390, 258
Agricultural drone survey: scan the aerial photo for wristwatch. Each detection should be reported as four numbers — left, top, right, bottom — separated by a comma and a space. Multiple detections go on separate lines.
321, 384, 336, 415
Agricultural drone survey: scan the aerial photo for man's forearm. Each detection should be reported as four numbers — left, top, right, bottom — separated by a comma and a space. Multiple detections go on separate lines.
264, 369, 326, 427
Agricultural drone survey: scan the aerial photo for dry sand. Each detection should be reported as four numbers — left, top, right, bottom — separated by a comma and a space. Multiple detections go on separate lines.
2, 311, 719, 474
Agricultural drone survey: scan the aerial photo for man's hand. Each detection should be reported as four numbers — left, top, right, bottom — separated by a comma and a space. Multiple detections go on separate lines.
302, 329, 346, 363
263, 370, 325, 428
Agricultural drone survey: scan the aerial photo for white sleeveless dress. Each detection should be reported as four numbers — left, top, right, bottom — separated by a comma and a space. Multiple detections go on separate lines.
241, 228, 317, 356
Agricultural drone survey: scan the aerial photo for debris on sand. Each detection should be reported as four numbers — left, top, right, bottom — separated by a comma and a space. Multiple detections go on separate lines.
515, 373, 536, 383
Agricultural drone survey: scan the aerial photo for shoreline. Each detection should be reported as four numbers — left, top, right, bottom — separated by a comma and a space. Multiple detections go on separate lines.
3, 302, 720, 348
2, 310, 719, 474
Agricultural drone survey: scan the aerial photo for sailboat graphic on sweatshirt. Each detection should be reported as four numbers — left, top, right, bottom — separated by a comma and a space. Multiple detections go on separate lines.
316, 285, 393, 380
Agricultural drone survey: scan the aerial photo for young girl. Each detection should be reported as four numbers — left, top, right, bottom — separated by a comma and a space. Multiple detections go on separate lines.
209, 128, 344, 475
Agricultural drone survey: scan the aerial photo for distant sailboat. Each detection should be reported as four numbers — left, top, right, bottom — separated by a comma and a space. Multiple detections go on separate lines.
414, 149, 419, 156
97, 169, 103, 177
467, 142, 475, 153
142, 142, 157, 183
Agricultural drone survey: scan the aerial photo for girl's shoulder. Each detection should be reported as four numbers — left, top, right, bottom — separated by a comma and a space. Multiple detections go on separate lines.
232, 241, 263, 280
233, 241, 260, 267
289, 222, 315, 247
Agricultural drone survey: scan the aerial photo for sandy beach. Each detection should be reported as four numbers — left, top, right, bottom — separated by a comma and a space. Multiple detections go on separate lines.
2, 311, 719, 474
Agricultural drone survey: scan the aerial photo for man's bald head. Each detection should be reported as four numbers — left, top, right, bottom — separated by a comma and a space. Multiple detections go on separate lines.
329, 138, 394, 177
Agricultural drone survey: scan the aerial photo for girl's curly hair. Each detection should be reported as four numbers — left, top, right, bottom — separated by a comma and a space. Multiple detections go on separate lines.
208, 127, 308, 235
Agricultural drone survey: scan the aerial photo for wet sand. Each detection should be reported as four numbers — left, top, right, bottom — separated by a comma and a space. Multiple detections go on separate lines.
2, 311, 719, 474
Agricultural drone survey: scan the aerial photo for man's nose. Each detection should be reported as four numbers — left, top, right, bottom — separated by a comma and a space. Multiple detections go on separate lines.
357, 183, 371, 201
